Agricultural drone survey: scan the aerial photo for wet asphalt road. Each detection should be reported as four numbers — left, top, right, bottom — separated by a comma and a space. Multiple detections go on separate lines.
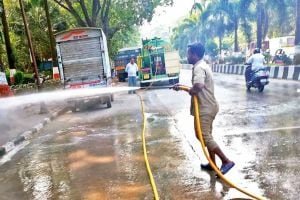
0, 70, 299, 200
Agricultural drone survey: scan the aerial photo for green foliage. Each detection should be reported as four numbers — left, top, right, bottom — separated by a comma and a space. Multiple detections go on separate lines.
23, 73, 35, 84
205, 40, 218, 57
52, 0, 173, 56
5, 70, 10, 85
224, 54, 246, 64
0, 0, 298, 73
172, 0, 297, 59
2, 0, 69, 71
294, 53, 300, 65
11, 79, 62, 94
171, 14, 199, 58
14, 71, 24, 85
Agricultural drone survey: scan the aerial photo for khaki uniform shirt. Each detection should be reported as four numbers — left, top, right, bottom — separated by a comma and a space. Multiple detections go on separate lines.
191, 60, 219, 117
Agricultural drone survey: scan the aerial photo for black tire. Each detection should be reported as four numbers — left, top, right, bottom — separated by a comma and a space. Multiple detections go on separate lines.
169, 77, 179, 85
107, 99, 112, 108
140, 82, 150, 88
71, 106, 77, 112
118, 74, 126, 82
258, 85, 264, 92
246, 85, 251, 91
111, 94, 114, 102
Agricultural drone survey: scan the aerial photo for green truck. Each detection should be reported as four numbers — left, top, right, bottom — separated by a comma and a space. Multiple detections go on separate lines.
114, 37, 180, 87
138, 38, 180, 87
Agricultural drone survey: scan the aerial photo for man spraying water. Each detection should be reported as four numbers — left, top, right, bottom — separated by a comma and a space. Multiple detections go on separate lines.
173, 43, 235, 175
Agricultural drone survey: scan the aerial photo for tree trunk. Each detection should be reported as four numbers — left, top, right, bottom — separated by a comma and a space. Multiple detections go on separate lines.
296, 0, 300, 45
44, 0, 57, 68
0, 0, 15, 69
218, 36, 222, 55
256, 0, 263, 49
294, 0, 300, 65
234, 18, 239, 52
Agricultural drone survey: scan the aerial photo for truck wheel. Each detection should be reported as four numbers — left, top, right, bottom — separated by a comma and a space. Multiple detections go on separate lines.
169, 78, 179, 85
111, 94, 114, 102
107, 99, 112, 108
246, 84, 251, 91
140, 82, 150, 87
71, 106, 77, 112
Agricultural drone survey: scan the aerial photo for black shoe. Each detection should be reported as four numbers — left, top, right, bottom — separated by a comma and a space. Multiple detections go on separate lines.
201, 163, 214, 171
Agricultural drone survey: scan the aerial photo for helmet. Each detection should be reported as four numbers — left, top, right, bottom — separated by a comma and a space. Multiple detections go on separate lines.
253, 48, 260, 54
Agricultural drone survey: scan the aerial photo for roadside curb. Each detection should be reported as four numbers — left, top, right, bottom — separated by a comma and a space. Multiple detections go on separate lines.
212, 64, 300, 81
0, 107, 69, 157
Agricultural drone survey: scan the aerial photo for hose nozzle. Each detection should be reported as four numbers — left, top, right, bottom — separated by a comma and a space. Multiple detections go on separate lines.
172, 84, 190, 92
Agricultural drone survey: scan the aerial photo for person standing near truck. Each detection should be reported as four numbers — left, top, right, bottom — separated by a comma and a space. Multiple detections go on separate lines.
125, 57, 138, 94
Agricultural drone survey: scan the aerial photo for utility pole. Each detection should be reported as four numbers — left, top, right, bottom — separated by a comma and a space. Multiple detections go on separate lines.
19, 0, 48, 113
18, 0, 41, 88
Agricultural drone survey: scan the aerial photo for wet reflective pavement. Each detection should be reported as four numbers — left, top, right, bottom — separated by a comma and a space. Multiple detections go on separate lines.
0, 70, 299, 199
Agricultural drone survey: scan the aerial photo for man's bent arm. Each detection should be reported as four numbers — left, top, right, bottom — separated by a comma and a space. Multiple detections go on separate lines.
189, 83, 205, 95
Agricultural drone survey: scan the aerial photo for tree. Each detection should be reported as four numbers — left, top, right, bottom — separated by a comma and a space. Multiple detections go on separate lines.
0, 0, 15, 69
201, 0, 234, 53
43, 0, 57, 66
171, 15, 199, 57
225, 0, 254, 52
296, 0, 300, 45
53, 0, 173, 40
256, 0, 263, 48
253, 0, 289, 48
4, 0, 68, 71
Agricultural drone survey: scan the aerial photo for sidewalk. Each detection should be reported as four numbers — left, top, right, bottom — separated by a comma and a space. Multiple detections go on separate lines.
0, 102, 68, 156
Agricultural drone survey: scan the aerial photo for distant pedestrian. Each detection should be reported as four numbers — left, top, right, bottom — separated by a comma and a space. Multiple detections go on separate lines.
125, 57, 138, 94
174, 43, 235, 175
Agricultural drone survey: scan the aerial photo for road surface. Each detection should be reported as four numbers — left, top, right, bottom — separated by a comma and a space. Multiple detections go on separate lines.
0, 70, 299, 200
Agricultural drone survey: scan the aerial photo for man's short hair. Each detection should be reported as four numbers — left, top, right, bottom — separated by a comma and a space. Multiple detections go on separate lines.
188, 43, 205, 59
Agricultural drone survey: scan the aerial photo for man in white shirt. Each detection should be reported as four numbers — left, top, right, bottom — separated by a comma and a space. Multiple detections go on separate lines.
125, 57, 138, 94
245, 48, 265, 83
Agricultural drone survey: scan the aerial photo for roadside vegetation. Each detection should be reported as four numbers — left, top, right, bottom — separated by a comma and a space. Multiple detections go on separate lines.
171, 0, 300, 65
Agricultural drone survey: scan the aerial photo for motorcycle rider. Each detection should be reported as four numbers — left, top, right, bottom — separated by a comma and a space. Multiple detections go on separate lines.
245, 48, 265, 83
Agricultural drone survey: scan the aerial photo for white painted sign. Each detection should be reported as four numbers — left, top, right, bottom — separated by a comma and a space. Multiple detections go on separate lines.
0, 72, 8, 85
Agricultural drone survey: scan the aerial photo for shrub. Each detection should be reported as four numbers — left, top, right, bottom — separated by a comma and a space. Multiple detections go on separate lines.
5, 71, 10, 85
205, 40, 218, 58
224, 54, 246, 64
11, 79, 62, 95
23, 73, 35, 84
43, 70, 53, 79
14, 71, 24, 85
294, 53, 300, 65
282, 54, 292, 65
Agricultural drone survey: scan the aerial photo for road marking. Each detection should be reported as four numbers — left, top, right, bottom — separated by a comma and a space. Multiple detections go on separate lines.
297, 89, 300, 93
223, 126, 300, 136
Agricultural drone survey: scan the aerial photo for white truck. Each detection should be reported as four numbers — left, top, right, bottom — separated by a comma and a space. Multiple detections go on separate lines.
55, 28, 112, 111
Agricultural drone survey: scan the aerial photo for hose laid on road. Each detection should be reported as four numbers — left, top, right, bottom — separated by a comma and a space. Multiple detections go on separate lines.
138, 85, 265, 200
179, 85, 264, 200
137, 93, 160, 200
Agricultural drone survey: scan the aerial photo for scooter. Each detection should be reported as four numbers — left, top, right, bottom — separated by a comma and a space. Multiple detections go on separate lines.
245, 64, 269, 92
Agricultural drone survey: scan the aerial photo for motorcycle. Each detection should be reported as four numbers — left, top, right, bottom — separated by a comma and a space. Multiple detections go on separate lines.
245, 64, 269, 92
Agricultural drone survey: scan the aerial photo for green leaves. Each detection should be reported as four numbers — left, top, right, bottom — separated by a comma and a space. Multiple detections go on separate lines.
172, 0, 297, 57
